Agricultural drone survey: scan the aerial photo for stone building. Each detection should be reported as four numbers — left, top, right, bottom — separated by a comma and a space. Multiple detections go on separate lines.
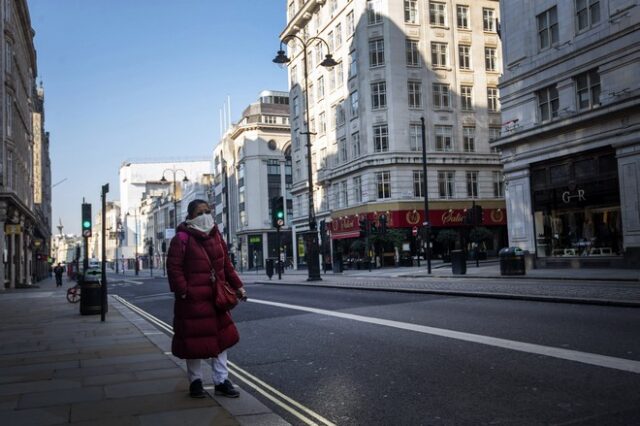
213, 91, 292, 270
496, 0, 639, 267
0, 0, 49, 288
282, 0, 506, 266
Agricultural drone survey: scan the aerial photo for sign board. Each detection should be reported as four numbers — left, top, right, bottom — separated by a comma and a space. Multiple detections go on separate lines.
5, 224, 21, 235
165, 229, 176, 240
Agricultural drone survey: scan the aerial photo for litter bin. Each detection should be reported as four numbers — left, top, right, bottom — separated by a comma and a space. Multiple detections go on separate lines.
499, 247, 526, 275
80, 269, 104, 315
332, 253, 344, 273
451, 250, 467, 275
265, 258, 274, 279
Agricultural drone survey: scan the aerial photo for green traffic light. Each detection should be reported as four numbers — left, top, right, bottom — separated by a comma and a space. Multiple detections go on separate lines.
82, 220, 91, 229
277, 211, 284, 219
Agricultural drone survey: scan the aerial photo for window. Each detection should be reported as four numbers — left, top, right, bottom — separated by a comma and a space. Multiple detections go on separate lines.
537, 7, 558, 50
5, 41, 12, 73
493, 171, 504, 197
483, 8, 495, 31
408, 81, 422, 108
576, 69, 601, 110
295, 160, 301, 179
576, 0, 600, 32
318, 111, 327, 135
457, 5, 469, 29
367, 0, 383, 24
329, 0, 338, 14
405, 0, 418, 24
293, 96, 299, 117
487, 87, 499, 112
438, 171, 455, 198
406, 39, 420, 67
309, 117, 316, 133
377, 171, 391, 199
459, 45, 471, 70
352, 132, 361, 158
308, 83, 314, 104
336, 103, 346, 127
317, 76, 325, 99
466, 171, 478, 198
413, 170, 424, 197
346, 11, 355, 34
537, 85, 559, 122
328, 67, 336, 92
327, 31, 334, 53
463, 127, 475, 152
339, 137, 348, 163
485, 47, 497, 71
335, 23, 343, 48
349, 50, 358, 78
373, 124, 389, 152
429, 2, 447, 26
460, 85, 473, 111
6, 95, 13, 138
6, 150, 13, 190
291, 65, 298, 85
409, 123, 422, 151
435, 125, 453, 151
371, 81, 387, 109
369, 38, 385, 67
353, 176, 362, 203
340, 181, 348, 207
489, 127, 501, 153
431, 42, 448, 68
432, 83, 450, 109
350, 90, 359, 117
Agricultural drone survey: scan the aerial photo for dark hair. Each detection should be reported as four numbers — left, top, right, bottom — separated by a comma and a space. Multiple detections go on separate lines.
187, 199, 209, 219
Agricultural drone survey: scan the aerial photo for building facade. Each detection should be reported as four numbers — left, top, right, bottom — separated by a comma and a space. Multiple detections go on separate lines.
213, 91, 292, 270
118, 159, 211, 264
282, 0, 506, 266
496, 0, 639, 267
0, 0, 49, 288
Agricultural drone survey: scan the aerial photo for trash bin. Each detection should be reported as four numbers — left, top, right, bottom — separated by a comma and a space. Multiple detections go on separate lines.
451, 250, 467, 275
265, 258, 274, 279
80, 269, 104, 315
332, 253, 343, 273
499, 247, 526, 275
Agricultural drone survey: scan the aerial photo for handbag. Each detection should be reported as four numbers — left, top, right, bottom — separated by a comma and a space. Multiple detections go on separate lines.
197, 240, 238, 311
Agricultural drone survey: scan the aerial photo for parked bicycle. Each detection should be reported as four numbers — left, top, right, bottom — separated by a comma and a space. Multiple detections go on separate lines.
66, 284, 81, 303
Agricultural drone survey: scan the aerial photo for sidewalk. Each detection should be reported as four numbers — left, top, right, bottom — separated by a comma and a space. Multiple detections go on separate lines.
240, 261, 640, 307
0, 278, 288, 426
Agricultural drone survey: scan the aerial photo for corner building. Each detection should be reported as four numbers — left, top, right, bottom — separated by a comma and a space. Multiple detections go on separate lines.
282, 0, 506, 266
496, 0, 640, 267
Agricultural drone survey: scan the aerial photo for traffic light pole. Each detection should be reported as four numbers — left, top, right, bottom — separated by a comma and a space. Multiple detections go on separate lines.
101, 184, 109, 322
276, 227, 282, 280
473, 199, 479, 268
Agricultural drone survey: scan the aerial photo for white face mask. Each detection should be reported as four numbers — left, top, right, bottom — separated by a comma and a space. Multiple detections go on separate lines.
186, 213, 215, 234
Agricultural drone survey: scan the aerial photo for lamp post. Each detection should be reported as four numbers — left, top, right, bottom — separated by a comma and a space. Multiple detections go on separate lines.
160, 168, 189, 229
420, 117, 432, 274
126, 211, 139, 276
273, 35, 338, 282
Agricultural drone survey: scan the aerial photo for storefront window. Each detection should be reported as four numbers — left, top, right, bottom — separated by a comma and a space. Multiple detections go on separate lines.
532, 150, 622, 257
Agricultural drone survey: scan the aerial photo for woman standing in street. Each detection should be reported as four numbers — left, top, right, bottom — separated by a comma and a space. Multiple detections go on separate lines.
167, 199, 247, 398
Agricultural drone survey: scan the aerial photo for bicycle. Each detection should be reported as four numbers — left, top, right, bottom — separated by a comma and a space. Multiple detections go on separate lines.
66, 284, 81, 303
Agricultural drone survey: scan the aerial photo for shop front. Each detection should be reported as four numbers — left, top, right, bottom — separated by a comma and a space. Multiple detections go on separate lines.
330, 207, 508, 263
531, 149, 622, 263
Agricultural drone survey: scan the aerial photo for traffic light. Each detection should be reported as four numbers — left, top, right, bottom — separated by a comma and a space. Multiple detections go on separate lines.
81, 203, 92, 237
359, 218, 368, 238
379, 214, 387, 234
473, 204, 484, 225
271, 196, 285, 228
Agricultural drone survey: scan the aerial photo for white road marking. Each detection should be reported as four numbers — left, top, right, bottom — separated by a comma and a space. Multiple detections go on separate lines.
249, 298, 640, 374
112, 295, 335, 426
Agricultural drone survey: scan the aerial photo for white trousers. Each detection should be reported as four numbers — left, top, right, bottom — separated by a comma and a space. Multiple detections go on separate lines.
186, 350, 229, 385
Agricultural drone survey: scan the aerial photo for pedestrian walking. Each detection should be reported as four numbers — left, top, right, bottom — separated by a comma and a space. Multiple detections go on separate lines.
53, 263, 64, 287
167, 199, 247, 399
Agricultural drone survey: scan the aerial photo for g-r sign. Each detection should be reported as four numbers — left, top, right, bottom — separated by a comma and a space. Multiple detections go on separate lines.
562, 189, 586, 204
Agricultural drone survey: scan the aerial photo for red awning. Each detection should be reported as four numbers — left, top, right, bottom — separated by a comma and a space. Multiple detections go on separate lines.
331, 230, 361, 240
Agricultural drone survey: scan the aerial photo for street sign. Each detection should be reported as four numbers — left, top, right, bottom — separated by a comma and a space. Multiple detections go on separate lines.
82, 229, 91, 238
412, 226, 418, 237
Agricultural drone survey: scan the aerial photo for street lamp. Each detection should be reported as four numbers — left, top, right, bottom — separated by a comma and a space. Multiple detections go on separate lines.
161, 168, 189, 228
273, 35, 338, 282
420, 117, 432, 274
126, 211, 139, 276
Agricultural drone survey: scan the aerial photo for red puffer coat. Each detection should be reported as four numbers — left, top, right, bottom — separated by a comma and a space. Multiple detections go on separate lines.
167, 223, 243, 359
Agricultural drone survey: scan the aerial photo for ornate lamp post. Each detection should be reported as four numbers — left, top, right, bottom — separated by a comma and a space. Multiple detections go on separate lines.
160, 168, 189, 228
273, 35, 338, 282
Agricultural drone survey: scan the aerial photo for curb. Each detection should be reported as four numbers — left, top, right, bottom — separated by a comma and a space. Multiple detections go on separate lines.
252, 280, 640, 308
400, 274, 640, 282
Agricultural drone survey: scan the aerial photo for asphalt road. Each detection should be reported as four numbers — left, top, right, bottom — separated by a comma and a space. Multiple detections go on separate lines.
108, 274, 640, 425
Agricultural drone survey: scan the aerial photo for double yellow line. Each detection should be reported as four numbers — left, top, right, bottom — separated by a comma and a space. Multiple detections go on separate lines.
112, 295, 336, 426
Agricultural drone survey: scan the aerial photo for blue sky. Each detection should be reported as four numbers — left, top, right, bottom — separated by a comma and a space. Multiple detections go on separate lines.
28, 0, 288, 234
